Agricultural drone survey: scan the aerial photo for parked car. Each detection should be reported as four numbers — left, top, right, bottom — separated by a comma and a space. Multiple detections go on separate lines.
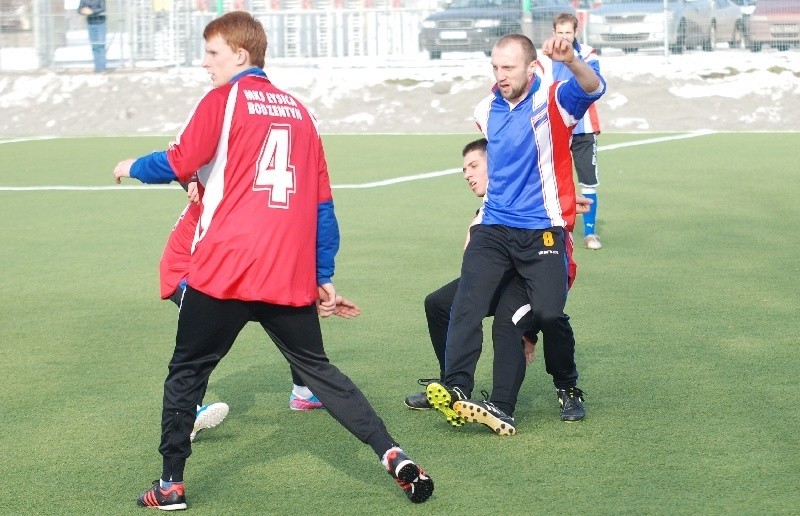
748, 0, 800, 51
418, 0, 575, 60
586, 0, 745, 54
0, 0, 31, 31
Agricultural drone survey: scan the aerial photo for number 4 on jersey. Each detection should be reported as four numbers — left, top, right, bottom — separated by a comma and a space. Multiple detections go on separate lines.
254, 124, 296, 208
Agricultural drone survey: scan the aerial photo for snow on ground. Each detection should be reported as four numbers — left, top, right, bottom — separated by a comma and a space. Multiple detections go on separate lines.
0, 43, 798, 136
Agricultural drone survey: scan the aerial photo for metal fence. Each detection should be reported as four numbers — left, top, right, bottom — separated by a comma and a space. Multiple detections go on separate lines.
0, 0, 438, 70
1, 0, 797, 71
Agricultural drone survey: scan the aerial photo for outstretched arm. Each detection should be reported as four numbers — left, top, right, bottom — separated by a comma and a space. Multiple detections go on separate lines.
541, 36, 601, 93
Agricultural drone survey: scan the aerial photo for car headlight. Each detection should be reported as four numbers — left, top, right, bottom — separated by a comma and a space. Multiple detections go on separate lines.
421, 20, 436, 29
474, 19, 501, 28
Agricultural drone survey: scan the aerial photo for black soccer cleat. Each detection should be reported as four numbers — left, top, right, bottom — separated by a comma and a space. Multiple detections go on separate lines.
404, 378, 438, 410
404, 391, 432, 410
454, 397, 516, 436
136, 479, 187, 511
382, 447, 434, 503
557, 387, 586, 422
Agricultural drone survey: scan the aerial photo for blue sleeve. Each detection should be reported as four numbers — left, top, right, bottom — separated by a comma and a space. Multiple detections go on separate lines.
130, 151, 178, 184
557, 71, 606, 122
316, 200, 339, 285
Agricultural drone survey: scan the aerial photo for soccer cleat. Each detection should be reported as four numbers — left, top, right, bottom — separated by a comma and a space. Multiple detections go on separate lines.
382, 447, 434, 503
584, 234, 603, 250
557, 387, 586, 422
404, 391, 432, 410
404, 378, 438, 410
190, 402, 229, 442
454, 396, 516, 436
136, 480, 187, 511
289, 393, 324, 411
425, 382, 467, 427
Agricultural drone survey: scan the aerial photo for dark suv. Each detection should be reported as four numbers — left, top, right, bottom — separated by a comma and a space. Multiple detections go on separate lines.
419, 0, 575, 59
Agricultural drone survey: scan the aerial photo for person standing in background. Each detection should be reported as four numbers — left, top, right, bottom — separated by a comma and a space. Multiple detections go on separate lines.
552, 12, 603, 250
78, 0, 106, 73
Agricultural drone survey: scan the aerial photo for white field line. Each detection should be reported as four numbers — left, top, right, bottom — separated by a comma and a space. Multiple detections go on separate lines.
0, 131, 713, 192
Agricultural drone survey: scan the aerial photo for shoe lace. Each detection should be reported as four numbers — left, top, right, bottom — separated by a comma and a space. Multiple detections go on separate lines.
417, 377, 439, 387
480, 390, 491, 402
560, 387, 585, 401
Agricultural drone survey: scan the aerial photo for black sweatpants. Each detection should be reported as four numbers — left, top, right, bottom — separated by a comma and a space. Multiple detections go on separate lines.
169, 286, 307, 393
444, 224, 578, 397
424, 276, 535, 415
159, 286, 396, 482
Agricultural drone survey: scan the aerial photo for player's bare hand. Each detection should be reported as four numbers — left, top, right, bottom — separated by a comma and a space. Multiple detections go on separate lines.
317, 283, 337, 318
332, 295, 361, 319
576, 194, 593, 214
541, 36, 574, 63
187, 181, 200, 204
523, 334, 537, 365
113, 159, 135, 184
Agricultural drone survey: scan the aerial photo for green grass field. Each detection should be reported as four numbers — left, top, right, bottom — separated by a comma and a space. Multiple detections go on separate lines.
1, 132, 798, 514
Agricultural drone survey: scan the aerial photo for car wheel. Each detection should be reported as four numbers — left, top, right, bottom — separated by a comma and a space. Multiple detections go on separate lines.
775, 43, 790, 51
749, 41, 762, 52
702, 23, 716, 51
429, 50, 442, 60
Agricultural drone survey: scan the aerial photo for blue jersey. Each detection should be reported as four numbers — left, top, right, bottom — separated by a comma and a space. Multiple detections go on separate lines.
474, 72, 605, 231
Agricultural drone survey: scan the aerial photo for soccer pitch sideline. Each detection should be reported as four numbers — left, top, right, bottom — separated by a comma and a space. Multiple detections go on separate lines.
1, 132, 798, 514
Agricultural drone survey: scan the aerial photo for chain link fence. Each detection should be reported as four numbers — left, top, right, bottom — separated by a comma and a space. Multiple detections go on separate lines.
1, 0, 797, 71
0, 0, 438, 70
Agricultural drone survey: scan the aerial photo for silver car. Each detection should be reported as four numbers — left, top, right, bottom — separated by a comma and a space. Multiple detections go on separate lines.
587, 0, 745, 54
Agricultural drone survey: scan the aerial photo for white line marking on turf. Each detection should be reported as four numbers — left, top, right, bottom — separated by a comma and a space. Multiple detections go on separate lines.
598, 130, 715, 152
334, 168, 461, 189
0, 136, 59, 145
0, 131, 714, 191
1, 185, 179, 191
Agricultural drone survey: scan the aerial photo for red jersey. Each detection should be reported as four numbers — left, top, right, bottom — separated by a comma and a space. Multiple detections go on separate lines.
159, 202, 199, 300
165, 73, 334, 306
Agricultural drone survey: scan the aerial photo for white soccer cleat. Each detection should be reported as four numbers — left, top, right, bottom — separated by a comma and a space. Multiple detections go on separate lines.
584, 234, 603, 250
190, 402, 229, 442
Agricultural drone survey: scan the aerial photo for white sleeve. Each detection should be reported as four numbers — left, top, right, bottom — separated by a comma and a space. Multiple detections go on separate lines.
473, 95, 493, 137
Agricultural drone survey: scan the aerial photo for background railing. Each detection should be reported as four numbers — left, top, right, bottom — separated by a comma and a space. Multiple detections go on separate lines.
0, 0, 796, 72
0, 0, 439, 70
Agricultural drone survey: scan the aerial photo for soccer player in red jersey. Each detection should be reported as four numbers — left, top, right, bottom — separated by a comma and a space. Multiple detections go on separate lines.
114, 12, 433, 509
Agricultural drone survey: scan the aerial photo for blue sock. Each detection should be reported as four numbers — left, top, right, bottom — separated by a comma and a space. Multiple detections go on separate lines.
582, 192, 598, 236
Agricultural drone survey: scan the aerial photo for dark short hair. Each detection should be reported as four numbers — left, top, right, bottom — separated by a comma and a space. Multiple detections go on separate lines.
462, 138, 488, 157
203, 11, 268, 69
494, 34, 537, 63
553, 12, 579, 30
